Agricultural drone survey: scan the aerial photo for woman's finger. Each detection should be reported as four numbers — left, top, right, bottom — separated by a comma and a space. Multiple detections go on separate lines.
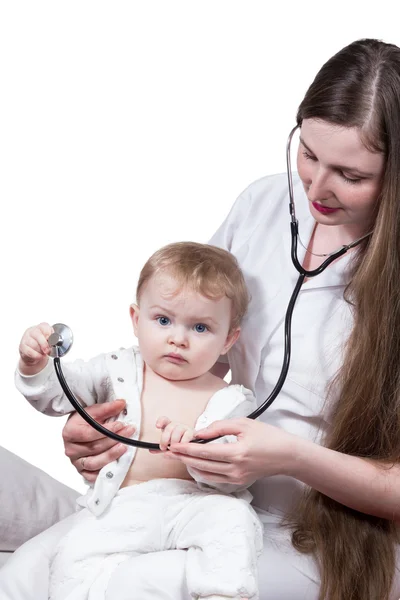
194, 418, 248, 440
75, 424, 136, 457
62, 400, 128, 444
64, 423, 134, 460
63, 420, 121, 457
169, 439, 238, 462
164, 451, 234, 474
71, 442, 126, 473
81, 469, 100, 483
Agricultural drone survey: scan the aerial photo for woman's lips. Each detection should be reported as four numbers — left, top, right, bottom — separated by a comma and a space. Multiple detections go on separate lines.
312, 201, 340, 215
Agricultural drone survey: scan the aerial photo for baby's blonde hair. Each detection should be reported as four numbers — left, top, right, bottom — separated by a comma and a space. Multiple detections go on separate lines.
136, 242, 249, 331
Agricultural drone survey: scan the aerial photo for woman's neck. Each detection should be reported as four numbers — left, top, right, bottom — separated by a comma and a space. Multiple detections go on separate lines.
302, 222, 360, 273
311, 222, 369, 253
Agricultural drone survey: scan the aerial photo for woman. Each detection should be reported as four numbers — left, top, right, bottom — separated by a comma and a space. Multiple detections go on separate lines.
3, 38, 400, 600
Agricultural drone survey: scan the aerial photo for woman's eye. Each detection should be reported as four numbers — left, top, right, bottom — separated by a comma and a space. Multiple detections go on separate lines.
341, 173, 362, 185
302, 150, 317, 161
194, 323, 208, 333
157, 316, 170, 326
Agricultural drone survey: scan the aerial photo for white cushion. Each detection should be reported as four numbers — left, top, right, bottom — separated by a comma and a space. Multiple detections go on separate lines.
0, 446, 78, 552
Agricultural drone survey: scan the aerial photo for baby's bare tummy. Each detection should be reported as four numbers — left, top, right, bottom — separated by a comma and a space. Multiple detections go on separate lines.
120, 405, 200, 488
121, 447, 192, 487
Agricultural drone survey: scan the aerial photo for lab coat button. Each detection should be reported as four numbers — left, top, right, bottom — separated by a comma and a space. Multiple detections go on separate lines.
95, 499, 100, 505
122, 408, 128, 416
111, 354, 118, 360
106, 471, 114, 479
117, 377, 124, 383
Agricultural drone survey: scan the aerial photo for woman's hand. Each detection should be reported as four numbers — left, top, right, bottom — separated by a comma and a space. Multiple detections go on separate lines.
62, 400, 136, 482
164, 418, 301, 487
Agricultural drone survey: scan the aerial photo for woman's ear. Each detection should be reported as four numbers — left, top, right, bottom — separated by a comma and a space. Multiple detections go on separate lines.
221, 327, 240, 355
130, 304, 140, 337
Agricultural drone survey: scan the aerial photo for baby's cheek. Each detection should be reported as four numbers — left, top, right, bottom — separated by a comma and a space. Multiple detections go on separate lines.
197, 347, 219, 371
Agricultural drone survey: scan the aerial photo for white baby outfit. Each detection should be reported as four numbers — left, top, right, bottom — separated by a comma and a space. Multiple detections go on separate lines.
15, 346, 263, 600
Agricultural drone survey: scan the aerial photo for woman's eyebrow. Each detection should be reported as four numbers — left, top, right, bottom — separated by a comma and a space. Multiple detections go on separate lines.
299, 136, 314, 155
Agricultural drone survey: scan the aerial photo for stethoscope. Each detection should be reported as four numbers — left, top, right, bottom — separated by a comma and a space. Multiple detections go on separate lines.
49, 125, 371, 450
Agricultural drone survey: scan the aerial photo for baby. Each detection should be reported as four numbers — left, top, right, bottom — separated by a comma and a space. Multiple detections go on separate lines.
16, 241, 263, 600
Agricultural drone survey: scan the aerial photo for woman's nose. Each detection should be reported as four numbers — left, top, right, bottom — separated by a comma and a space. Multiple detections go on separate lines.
306, 167, 332, 203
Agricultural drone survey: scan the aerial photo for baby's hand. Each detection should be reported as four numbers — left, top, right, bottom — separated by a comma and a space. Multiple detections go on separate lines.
156, 416, 195, 451
19, 322, 54, 375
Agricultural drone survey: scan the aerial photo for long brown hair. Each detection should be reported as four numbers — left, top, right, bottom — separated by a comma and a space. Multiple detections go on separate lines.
289, 39, 400, 599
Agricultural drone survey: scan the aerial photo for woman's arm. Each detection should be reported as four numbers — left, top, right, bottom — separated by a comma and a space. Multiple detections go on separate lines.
290, 436, 400, 521
166, 418, 400, 521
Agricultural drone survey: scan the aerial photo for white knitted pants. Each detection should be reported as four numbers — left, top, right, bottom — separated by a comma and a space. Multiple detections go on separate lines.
48, 479, 262, 600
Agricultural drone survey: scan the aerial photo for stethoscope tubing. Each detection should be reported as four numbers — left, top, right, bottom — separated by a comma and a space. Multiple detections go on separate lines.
55, 357, 164, 449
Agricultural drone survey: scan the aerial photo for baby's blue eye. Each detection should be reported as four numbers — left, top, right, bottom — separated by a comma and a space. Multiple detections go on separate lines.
194, 323, 208, 333
157, 316, 170, 326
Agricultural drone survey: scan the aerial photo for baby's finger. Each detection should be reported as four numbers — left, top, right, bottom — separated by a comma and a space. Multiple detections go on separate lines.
19, 342, 44, 364
159, 423, 175, 451
170, 425, 188, 445
20, 333, 41, 353
30, 329, 51, 354
156, 416, 171, 429
181, 429, 194, 444
37, 322, 54, 338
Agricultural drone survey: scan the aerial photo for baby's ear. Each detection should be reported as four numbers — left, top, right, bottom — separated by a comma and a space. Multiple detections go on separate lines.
129, 304, 140, 336
221, 327, 240, 355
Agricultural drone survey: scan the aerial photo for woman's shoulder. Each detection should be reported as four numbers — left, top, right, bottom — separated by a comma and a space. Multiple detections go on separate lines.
225, 172, 302, 243
241, 171, 288, 194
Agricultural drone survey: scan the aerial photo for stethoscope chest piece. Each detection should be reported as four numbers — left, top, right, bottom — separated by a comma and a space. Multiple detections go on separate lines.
49, 323, 74, 358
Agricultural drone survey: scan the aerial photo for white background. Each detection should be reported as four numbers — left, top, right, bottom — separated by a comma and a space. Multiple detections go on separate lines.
1, 1, 399, 494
